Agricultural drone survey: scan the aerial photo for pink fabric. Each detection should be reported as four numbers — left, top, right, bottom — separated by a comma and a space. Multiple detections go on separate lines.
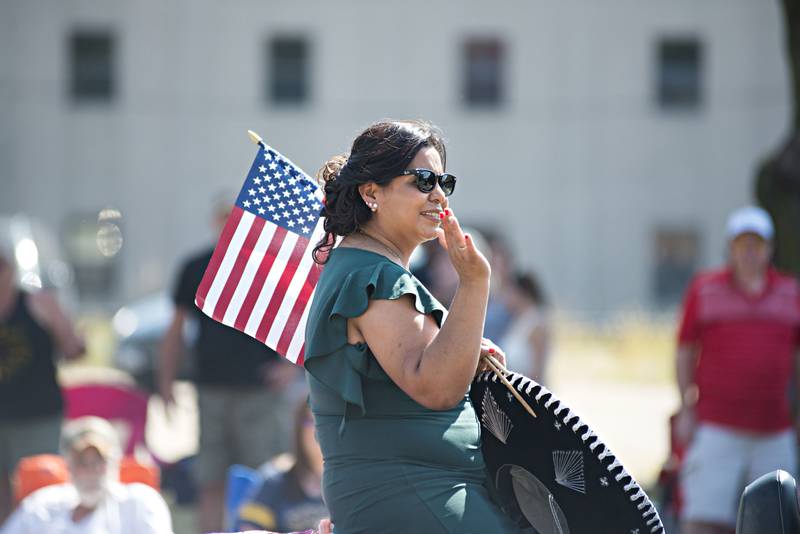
63, 384, 149, 455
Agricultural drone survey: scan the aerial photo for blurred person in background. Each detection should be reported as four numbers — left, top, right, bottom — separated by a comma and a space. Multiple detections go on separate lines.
0, 238, 85, 523
500, 271, 551, 384
158, 196, 299, 533
412, 239, 459, 306
481, 230, 515, 342
234, 399, 327, 533
675, 206, 800, 534
1, 416, 172, 534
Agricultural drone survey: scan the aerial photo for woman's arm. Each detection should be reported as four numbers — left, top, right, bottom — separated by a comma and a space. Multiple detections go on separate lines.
350, 210, 490, 410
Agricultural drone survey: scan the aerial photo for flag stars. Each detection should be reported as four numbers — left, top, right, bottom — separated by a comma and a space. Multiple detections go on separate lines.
259, 165, 266, 173
248, 188, 256, 196
292, 208, 300, 216
287, 220, 296, 228
257, 207, 265, 215
301, 226, 310, 234
258, 186, 266, 194
264, 152, 273, 160
253, 177, 262, 185
253, 198, 261, 205
268, 184, 277, 192
269, 162, 278, 170
243, 200, 251, 208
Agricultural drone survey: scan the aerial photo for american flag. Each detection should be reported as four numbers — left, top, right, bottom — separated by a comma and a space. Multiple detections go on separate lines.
195, 141, 325, 365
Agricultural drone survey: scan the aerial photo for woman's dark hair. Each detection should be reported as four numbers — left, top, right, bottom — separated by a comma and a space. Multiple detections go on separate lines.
313, 120, 446, 264
515, 271, 547, 307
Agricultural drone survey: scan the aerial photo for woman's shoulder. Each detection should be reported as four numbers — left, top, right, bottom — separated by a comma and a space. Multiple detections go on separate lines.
316, 247, 409, 298
324, 246, 404, 274
315, 247, 443, 319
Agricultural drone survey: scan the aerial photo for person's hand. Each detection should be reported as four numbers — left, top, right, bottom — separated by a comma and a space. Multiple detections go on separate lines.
476, 338, 507, 376
318, 518, 334, 534
674, 406, 696, 447
437, 208, 490, 285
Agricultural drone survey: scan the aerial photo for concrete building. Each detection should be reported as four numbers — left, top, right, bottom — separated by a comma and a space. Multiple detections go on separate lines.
0, 0, 791, 317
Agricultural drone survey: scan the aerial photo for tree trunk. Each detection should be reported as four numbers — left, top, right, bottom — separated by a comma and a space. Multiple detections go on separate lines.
756, 0, 800, 275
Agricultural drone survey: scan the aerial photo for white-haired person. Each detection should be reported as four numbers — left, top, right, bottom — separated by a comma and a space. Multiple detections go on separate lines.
0, 416, 173, 534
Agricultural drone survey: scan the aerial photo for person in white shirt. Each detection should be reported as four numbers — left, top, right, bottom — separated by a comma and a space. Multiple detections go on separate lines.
0, 416, 172, 534
499, 271, 551, 385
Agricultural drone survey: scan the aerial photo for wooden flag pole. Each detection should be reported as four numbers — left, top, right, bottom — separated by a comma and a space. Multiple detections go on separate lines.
480, 354, 537, 418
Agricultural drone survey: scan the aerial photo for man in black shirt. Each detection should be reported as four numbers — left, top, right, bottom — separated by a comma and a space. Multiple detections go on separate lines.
158, 203, 298, 533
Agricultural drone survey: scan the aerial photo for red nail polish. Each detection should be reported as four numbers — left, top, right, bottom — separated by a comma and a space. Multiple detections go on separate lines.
438, 212, 445, 219
488, 348, 495, 354
444, 209, 451, 216
465, 235, 471, 241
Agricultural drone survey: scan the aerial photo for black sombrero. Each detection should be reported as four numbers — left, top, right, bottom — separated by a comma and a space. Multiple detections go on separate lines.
471, 371, 664, 534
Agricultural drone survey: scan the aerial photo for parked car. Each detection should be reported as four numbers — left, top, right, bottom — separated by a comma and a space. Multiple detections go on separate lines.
112, 292, 196, 392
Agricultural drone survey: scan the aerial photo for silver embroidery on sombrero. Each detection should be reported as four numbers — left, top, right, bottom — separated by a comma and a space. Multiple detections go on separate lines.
553, 450, 586, 494
475, 371, 666, 534
481, 389, 513, 444
549, 494, 566, 534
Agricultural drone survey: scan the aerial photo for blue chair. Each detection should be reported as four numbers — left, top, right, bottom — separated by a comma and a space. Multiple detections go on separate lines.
224, 464, 263, 530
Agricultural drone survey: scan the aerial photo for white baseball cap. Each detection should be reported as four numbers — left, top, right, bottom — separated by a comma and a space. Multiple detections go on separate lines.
726, 206, 774, 241
61, 416, 122, 460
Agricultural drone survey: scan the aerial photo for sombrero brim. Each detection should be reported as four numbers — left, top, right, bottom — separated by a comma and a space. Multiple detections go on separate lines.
471, 371, 664, 534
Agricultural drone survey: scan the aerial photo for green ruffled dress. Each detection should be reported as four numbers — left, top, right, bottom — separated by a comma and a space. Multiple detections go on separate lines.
304, 247, 521, 534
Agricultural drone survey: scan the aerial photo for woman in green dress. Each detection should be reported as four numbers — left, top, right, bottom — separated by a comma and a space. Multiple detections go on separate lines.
304, 120, 521, 534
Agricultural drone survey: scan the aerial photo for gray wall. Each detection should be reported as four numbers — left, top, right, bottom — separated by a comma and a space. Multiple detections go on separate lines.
0, 0, 790, 317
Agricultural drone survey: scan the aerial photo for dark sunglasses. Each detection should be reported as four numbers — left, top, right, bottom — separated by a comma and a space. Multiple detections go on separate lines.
400, 168, 457, 197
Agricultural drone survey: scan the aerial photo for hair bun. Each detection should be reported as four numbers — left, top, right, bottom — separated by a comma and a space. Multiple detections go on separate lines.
317, 153, 348, 186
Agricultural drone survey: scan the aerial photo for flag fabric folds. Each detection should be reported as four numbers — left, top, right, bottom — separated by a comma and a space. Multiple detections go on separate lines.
195, 142, 325, 365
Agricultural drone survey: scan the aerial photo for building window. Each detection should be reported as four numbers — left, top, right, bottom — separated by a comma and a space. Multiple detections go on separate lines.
69, 31, 115, 103
656, 37, 702, 110
268, 37, 309, 105
653, 228, 700, 306
463, 38, 504, 107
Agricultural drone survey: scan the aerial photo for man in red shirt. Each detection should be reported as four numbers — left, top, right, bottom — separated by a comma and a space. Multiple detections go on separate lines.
676, 206, 800, 534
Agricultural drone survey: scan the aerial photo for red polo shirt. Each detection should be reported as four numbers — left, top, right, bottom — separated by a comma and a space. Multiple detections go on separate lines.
677, 267, 800, 433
